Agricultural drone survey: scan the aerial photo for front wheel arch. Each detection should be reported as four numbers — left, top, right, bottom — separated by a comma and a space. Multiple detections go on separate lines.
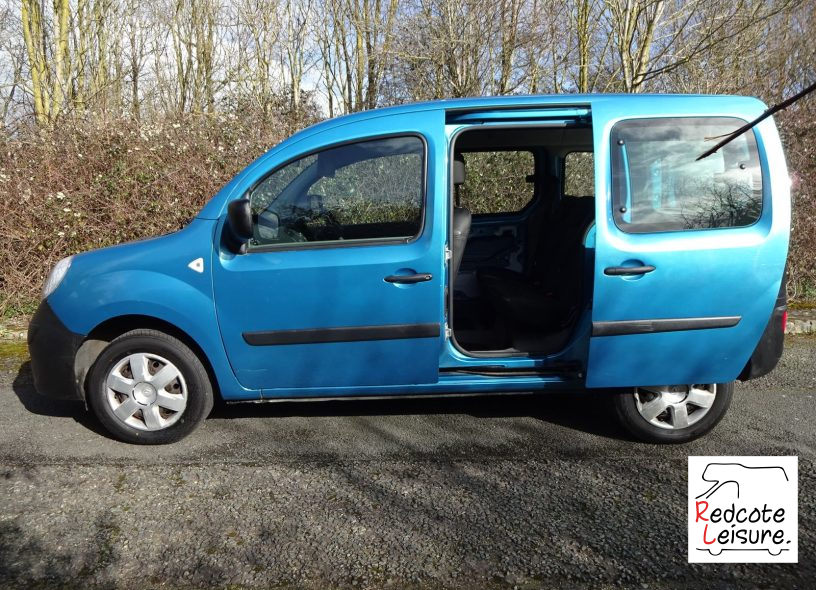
76, 315, 222, 404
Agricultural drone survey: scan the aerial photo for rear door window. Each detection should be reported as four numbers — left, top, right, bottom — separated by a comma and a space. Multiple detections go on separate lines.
459, 151, 535, 214
564, 151, 595, 196
611, 117, 762, 233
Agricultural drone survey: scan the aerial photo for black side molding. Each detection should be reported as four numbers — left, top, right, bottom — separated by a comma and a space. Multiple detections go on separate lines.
592, 316, 741, 337
243, 323, 440, 346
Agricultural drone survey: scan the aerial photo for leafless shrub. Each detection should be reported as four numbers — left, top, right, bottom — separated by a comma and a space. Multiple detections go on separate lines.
779, 105, 816, 302
0, 113, 305, 316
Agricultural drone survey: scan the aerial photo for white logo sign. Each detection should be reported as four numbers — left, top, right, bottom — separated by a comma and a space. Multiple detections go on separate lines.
688, 456, 797, 563
187, 257, 204, 273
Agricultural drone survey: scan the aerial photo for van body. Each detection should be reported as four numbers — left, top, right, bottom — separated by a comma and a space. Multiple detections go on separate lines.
28, 95, 790, 444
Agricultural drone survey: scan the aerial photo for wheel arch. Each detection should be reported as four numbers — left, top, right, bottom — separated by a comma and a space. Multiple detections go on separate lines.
76, 315, 223, 404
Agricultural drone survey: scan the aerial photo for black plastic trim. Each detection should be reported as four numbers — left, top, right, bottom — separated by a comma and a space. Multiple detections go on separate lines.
27, 300, 85, 400
592, 316, 741, 336
243, 323, 440, 346
739, 272, 787, 381
439, 361, 582, 377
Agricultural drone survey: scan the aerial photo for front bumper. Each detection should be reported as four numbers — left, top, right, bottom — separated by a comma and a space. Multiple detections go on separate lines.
27, 301, 85, 400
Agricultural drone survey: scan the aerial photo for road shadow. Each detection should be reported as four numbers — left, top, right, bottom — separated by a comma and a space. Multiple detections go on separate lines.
209, 389, 632, 441
12, 360, 631, 442
11, 361, 112, 438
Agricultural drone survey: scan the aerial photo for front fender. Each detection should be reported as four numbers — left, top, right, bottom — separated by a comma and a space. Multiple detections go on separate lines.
47, 220, 256, 400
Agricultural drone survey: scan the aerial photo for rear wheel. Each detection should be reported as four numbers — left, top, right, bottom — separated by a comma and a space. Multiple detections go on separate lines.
87, 329, 213, 444
613, 382, 733, 443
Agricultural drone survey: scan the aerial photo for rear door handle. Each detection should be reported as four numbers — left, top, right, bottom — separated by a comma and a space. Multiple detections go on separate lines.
384, 273, 433, 284
604, 265, 655, 276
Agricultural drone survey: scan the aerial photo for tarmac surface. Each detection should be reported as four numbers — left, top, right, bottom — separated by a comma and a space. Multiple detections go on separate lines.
0, 336, 814, 589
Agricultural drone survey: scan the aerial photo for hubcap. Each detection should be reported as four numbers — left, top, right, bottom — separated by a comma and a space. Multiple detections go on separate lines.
634, 384, 717, 430
105, 352, 188, 431
132, 382, 158, 405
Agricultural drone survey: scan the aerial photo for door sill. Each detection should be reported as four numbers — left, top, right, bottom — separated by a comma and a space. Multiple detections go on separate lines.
440, 362, 581, 378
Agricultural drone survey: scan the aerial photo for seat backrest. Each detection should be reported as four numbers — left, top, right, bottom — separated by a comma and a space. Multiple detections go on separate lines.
452, 206, 472, 280
452, 157, 466, 186
524, 175, 558, 278
453, 153, 466, 207
450, 153, 471, 280
530, 196, 595, 293
548, 197, 595, 301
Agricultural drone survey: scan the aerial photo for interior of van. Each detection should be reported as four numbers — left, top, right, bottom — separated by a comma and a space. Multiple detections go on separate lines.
449, 124, 596, 356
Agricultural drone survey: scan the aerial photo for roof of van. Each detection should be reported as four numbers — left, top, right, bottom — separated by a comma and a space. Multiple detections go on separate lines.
289, 93, 766, 140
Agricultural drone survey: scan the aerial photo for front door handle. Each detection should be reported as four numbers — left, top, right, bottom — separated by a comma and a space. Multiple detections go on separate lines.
604, 265, 655, 276
384, 273, 433, 284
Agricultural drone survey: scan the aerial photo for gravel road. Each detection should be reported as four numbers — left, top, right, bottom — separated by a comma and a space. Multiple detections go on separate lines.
1, 337, 814, 589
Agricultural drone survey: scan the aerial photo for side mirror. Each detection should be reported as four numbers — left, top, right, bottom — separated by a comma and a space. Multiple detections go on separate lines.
225, 198, 253, 254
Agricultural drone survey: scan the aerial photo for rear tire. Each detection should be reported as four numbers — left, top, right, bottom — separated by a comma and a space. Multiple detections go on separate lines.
87, 329, 213, 444
613, 382, 733, 444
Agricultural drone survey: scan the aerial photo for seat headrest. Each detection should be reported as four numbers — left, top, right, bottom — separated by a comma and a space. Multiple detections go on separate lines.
453, 154, 466, 185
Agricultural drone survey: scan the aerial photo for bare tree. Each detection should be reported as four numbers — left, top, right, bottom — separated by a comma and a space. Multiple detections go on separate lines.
280, 0, 312, 113
233, 0, 282, 118
1, 0, 810, 125
318, 0, 400, 113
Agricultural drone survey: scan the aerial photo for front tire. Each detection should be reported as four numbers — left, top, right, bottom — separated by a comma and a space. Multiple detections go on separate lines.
87, 329, 213, 444
613, 382, 734, 444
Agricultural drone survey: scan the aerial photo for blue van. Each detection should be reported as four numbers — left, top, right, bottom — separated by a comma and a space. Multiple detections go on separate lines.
28, 95, 790, 444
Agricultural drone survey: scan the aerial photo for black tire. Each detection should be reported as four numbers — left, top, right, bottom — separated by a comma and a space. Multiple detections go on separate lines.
613, 382, 734, 444
87, 329, 213, 444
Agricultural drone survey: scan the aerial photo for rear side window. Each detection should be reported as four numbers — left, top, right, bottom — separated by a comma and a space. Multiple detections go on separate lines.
564, 151, 594, 196
611, 117, 762, 233
249, 136, 424, 248
460, 151, 534, 214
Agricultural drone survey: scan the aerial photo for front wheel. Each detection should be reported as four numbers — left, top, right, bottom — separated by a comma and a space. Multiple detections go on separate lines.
613, 382, 734, 444
87, 329, 214, 444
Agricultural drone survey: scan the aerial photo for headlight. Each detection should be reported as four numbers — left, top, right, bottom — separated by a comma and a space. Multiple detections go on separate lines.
42, 256, 73, 299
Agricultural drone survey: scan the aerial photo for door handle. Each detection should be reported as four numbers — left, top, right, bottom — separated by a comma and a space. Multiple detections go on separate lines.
384, 273, 433, 284
604, 265, 655, 276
